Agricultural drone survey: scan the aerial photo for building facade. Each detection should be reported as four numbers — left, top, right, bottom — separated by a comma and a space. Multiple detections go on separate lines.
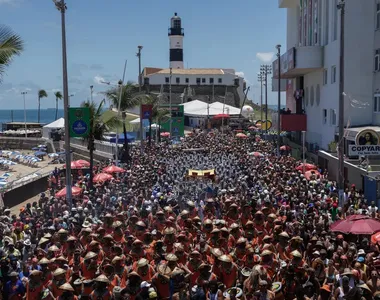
276, 0, 377, 150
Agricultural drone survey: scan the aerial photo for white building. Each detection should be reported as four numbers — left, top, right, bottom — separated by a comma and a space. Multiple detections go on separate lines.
275, 0, 377, 150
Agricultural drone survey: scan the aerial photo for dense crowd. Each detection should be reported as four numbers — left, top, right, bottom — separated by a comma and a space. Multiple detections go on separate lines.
0, 129, 377, 300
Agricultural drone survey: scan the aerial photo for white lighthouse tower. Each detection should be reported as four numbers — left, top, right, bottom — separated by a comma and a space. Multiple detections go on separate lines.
168, 12, 184, 69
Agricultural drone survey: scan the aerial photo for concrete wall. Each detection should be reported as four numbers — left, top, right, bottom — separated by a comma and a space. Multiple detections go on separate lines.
3, 175, 49, 208
0, 137, 55, 152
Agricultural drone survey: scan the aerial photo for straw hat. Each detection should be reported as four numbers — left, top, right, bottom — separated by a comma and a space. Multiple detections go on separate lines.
53, 268, 66, 277
128, 271, 141, 279
157, 263, 172, 278
112, 256, 122, 264
38, 238, 49, 245
279, 232, 290, 239
67, 236, 77, 242
59, 283, 74, 292
210, 248, 223, 257
164, 227, 175, 235
136, 221, 146, 227
165, 253, 178, 262
39, 257, 50, 265
44, 233, 52, 239
290, 250, 302, 258
82, 220, 91, 228
261, 250, 273, 257
218, 255, 232, 263
84, 251, 97, 260
95, 274, 110, 283
170, 267, 185, 277
112, 221, 122, 228
187, 201, 195, 207
89, 240, 99, 247
56, 256, 68, 263
30, 270, 42, 276
137, 258, 149, 268
198, 263, 211, 271
58, 228, 67, 234
48, 245, 60, 252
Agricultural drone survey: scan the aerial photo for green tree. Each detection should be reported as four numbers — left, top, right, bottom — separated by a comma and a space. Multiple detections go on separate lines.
154, 107, 171, 143
80, 99, 120, 188
103, 81, 140, 111
54, 91, 62, 120
38, 89, 48, 123
0, 25, 24, 83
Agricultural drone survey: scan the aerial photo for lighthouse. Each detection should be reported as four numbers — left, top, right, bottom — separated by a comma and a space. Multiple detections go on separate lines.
168, 12, 184, 69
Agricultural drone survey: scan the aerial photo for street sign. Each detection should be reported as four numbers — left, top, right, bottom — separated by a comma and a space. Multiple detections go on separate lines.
141, 104, 153, 120
69, 107, 90, 138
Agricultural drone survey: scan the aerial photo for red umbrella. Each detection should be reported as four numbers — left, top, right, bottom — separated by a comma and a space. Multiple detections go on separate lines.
103, 165, 126, 173
75, 160, 90, 167
331, 217, 380, 234
213, 114, 230, 119
55, 186, 82, 198
63, 160, 89, 169
296, 163, 317, 171
304, 170, 321, 180
160, 132, 170, 137
93, 173, 113, 183
280, 145, 291, 151
371, 231, 380, 244
236, 133, 248, 138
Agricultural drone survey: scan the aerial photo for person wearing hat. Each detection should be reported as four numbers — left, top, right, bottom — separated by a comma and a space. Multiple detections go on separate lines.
47, 267, 67, 298
135, 281, 152, 300
196, 263, 217, 287
25, 270, 44, 300
57, 283, 77, 300
218, 254, 238, 289
186, 200, 198, 219
123, 272, 142, 299
134, 258, 155, 282
90, 274, 112, 300
152, 263, 171, 299
5, 271, 25, 299
103, 264, 121, 294
80, 251, 98, 280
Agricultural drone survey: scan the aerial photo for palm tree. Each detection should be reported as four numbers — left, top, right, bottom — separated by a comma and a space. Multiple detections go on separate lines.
81, 99, 120, 188
103, 81, 140, 111
54, 91, 62, 120
38, 89, 48, 123
0, 25, 24, 83
154, 107, 171, 143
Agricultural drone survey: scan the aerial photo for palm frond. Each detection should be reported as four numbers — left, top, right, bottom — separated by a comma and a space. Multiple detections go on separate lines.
54, 91, 62, 99
38, 89, 48, 98
0, 25, 24, 82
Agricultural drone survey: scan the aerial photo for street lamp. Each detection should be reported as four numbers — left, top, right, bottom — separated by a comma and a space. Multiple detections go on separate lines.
21, 92, 27, 138
257, 73, 264, 121
276, 44, 281, 157
169, 67, 172, 138
137, 46, 143, 92
53, 0, 72, 207
260, 64, 272, 132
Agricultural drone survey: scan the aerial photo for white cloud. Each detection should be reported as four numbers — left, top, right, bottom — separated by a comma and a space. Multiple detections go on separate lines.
94, 75, 106, 85
256, 52, 275, 63
235, 71, 245, 78
0, 0, 23, 6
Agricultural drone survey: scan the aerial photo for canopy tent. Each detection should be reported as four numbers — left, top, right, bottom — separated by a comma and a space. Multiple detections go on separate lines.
181, 100, 241, 117
109, 132, 137, 143
42, 118, 64, 138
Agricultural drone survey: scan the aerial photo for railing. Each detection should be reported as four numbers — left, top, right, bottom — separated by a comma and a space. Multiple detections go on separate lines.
70, 138, 116, 155
3, 169, 52, 192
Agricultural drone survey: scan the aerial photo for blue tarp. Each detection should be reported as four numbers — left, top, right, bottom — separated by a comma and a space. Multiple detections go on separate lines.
109, 132, 136, 144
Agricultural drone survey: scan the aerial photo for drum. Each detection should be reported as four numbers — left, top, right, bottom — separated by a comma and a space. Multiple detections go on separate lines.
271, 282, 284, 300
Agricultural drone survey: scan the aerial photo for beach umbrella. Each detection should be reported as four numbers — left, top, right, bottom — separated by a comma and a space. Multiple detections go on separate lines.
371, 231, 380, 244
48, 153, 59, 158
63, 160, 88, 169
280, 145, 291, 151
74, 160, 90, 167
55, 186, 82, 198
37, 144, 47, 148
296, 163, 317, 171
32, 147, 40, 151
34, 151, 47, 157
93, 173, 113, 183
103, 165, 125, 174
160, 132, 170, 137
304, 170, 321, 180
236, 133, 248, 138
331, 216, 380, 235
249, 152, 264, 157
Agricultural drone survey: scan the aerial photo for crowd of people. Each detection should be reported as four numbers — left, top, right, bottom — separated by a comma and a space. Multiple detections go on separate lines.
0, 129, 377, 300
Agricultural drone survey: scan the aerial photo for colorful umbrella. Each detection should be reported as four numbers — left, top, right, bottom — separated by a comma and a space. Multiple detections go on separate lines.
280, 145, 291, 151
63, 160, 89, 169
55, 186, 82, 198
371, 231, 380, 244
74, 160, 90, 167
103, 165, 126, 173
93, 173, 113, 183
296, 163, 317, 171
331, 217, 380, 234
304, 170, 321, 180
160, 132, 170, 137
236, 133, 248, 138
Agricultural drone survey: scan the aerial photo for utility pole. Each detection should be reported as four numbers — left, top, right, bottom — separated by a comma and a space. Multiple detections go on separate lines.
137, 46, 143, 92
276, 44, 281, 157
169, 67, 172, 137
90, 85, 93, 102
260, 64, 272, 132
54, 0, 72, 208
257, 73, 264, 121
338, 1, 345, 207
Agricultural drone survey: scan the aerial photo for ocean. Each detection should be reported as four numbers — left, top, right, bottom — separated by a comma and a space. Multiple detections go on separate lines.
0, 109, 64, 127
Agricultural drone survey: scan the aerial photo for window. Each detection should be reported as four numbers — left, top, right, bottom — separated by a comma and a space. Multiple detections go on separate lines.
196, 78, 201, 84
375, 95, 380, 112
324, 0, 329, 45
176, 77, 180, 84
310, 86, 315, 106
330, 109, 337, 125
376, 3, 380, 30
218, 78, 222, 84
331, 66, 337, 83
202, 78, 206, 83
323, 69, 328, 85
375, 49, 380, 72
209, 78, 214, 84
165, 77, 169, 83
323, 109, 327, 124
305, 87, 309, 106
316, 84, 321, 106
185, 78, 189, 84
332, 0, 338, 41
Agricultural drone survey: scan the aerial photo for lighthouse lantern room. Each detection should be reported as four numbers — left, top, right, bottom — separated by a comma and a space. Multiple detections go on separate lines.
168, 12, 184, 69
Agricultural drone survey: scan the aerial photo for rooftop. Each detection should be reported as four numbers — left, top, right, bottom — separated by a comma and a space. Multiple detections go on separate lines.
156, 68, 225, 75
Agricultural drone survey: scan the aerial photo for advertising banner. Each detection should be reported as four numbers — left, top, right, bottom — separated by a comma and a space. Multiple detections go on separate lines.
68, 107, 90, 138
348, 129, 380, 155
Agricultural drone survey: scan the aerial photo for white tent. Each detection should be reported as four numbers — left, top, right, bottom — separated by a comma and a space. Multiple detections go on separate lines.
183, 101, 240, 117
42, 118, 65, 138
130, 117, 140, 124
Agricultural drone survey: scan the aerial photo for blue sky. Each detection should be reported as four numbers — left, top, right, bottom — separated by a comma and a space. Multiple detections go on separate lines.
0, 0, 286, 109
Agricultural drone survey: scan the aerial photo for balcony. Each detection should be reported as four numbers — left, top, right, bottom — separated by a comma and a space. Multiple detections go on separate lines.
279, 0, 298, 8
272, 47, 324, 79
281, 114, 307, 131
